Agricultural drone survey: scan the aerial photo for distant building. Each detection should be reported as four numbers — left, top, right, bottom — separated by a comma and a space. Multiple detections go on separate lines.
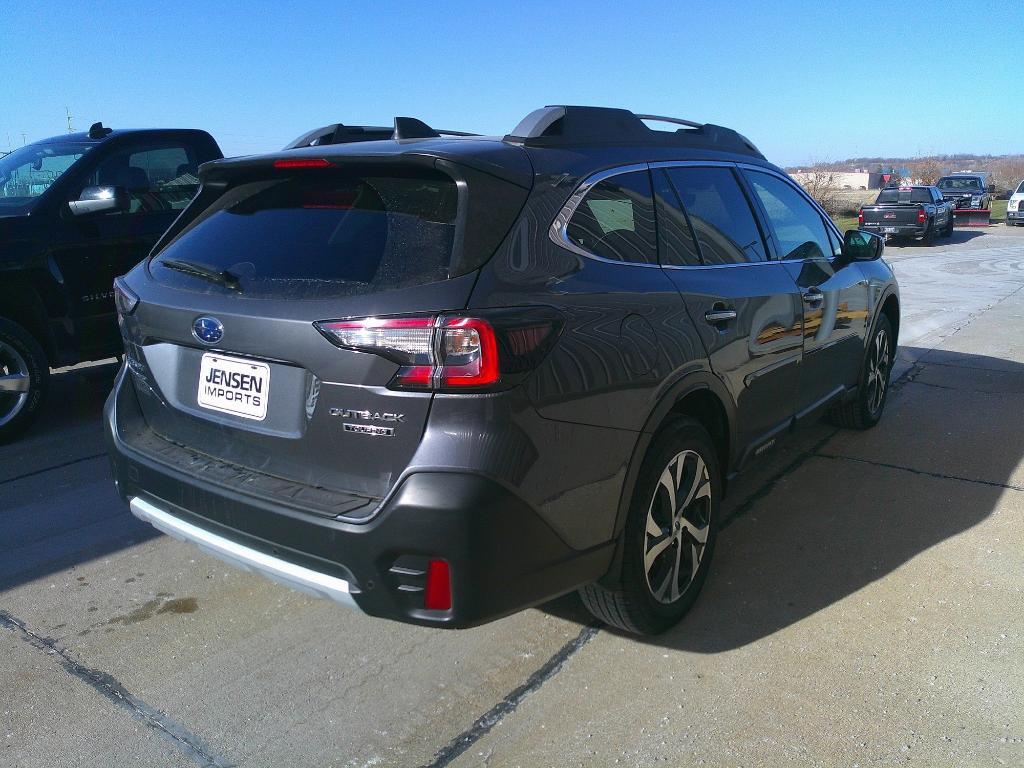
790, 170, 885, 190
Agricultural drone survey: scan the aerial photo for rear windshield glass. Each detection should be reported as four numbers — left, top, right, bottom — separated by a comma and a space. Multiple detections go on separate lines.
152, 169, 460, 298
875, 188, 933, 204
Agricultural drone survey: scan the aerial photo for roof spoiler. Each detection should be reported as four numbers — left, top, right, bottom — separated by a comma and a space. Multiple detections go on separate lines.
284, 118, 478, 149
503, 105, 763, 158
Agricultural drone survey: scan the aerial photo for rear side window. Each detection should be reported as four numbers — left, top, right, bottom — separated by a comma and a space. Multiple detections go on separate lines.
910, 188, 933, 203
745, 171, 832, 261
665, 167, 766, 264
153, 168, 460, 298
876, 189, 899, 203
565, 170, 658, 264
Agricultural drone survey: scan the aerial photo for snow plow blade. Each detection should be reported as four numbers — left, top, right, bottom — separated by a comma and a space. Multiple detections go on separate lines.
953, 209, 991, 227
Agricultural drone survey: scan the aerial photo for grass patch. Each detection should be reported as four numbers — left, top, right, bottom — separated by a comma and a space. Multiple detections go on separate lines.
832, 215, 859, 233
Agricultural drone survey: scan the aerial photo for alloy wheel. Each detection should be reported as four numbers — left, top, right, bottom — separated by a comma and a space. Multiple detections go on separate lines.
0, 341, 32, 428
643, 449, 712, 604
865, 327, 890, 415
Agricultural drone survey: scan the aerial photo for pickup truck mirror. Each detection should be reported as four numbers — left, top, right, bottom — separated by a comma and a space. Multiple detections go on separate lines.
68, 185, 129, 216
988, 184, 996, 194
841, 229, 884, 262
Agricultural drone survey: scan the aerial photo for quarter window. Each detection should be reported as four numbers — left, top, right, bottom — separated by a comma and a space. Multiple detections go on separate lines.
745, 170, 832, 261
664, 167, 766, 264
565, 170, 658, 264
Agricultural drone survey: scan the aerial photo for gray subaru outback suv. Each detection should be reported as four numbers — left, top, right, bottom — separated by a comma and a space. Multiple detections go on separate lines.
106, 106, 898, 634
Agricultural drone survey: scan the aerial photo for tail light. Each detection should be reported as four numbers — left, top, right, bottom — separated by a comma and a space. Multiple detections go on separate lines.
315, 309, 562, 392
113, 277, 139, 316
917, 208, 926, 224
857, 209, 864, 225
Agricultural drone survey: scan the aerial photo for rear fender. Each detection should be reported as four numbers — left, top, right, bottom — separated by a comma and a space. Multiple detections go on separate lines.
598, 369, 737, 587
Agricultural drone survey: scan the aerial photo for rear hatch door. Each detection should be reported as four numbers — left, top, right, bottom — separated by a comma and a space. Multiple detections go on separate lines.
123, 154, 529, 513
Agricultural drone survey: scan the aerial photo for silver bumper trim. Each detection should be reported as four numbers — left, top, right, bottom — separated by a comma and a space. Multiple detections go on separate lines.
128, 496, 360, 609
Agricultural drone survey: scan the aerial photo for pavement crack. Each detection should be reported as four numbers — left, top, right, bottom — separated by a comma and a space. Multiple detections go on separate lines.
419, 624, 600, 768
812, 452, 1024, 492
0, 609, 232, 768
0, 452, 107, 486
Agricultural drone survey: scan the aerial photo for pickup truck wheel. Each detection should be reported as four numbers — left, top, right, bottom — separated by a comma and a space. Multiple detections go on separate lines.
922, 221, 935, 246
828, 315, 893, 430
943, 215, 954, 237
0, 319, 49, 443
579, 417, 720, 635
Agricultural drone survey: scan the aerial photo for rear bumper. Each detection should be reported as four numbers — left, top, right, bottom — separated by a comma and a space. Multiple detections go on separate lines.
105, 367, 613, 628
860, 223, 926, 238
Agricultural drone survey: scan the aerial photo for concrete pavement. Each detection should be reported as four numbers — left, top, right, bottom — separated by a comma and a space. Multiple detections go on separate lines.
2, 227, 1023, 767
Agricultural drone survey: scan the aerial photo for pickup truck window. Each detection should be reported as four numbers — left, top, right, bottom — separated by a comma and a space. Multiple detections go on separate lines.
937, 177, 983, 191
876, 188, 934, 204
0, 142, 94, 213
83, 144, 199, 214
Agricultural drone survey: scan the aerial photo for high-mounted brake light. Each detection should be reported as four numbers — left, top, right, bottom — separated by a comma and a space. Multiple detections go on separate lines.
315, 311, 561, 392
273, 158, 334, 169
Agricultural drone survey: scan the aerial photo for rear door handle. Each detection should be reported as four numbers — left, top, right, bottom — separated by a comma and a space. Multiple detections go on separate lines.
704, 309, 737, 323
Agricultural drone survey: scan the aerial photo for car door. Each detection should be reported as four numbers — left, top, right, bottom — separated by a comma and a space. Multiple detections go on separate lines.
740, 167, 871, 421
49, 141, 202, 357
655, 164, 803, 464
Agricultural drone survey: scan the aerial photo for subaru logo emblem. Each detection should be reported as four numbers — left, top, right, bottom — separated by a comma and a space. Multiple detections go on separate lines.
192, 316, 224, 345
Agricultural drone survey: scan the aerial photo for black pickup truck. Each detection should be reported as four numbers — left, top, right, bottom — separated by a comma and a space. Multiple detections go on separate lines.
0, 123, 222, 440
859, 185, 954, 244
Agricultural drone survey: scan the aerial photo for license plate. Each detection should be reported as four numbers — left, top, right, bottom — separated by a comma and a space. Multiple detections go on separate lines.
882, 227, 898, 234
197, 353, 270, 421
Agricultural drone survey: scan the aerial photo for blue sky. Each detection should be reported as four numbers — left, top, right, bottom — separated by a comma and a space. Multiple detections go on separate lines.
5, 1, 1023, 166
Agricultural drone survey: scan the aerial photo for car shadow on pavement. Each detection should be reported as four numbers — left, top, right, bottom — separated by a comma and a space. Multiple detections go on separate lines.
0, 360, 158, 592
541, 346, 1024, 651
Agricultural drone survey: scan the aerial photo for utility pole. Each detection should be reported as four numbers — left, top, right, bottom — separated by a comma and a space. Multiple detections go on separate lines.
65, 106, 75, 133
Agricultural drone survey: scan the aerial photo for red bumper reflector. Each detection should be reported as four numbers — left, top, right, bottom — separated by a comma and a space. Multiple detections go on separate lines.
424, 559, 452, 611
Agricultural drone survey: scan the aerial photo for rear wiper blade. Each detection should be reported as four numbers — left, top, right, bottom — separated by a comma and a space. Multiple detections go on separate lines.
159, 258, 242, 291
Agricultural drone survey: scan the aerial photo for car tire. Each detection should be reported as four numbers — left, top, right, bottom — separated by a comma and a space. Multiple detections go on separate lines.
0, 318, 50, 444
944, 215, 954, 237
579, 417, 721, 635
827, 314, 894, 430
922, 221, 935, 246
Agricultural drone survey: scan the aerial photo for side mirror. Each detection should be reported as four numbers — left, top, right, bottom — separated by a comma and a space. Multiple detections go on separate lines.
988, 184, 996, 194
68, 186, 129, 216
841, 229, 884, 262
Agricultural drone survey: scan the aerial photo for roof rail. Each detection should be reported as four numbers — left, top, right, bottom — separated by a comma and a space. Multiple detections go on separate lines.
284, 118, 479, 149
503, 106, 763, 158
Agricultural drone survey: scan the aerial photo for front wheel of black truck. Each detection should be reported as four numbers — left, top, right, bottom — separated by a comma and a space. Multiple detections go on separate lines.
0, 319, 49, 444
